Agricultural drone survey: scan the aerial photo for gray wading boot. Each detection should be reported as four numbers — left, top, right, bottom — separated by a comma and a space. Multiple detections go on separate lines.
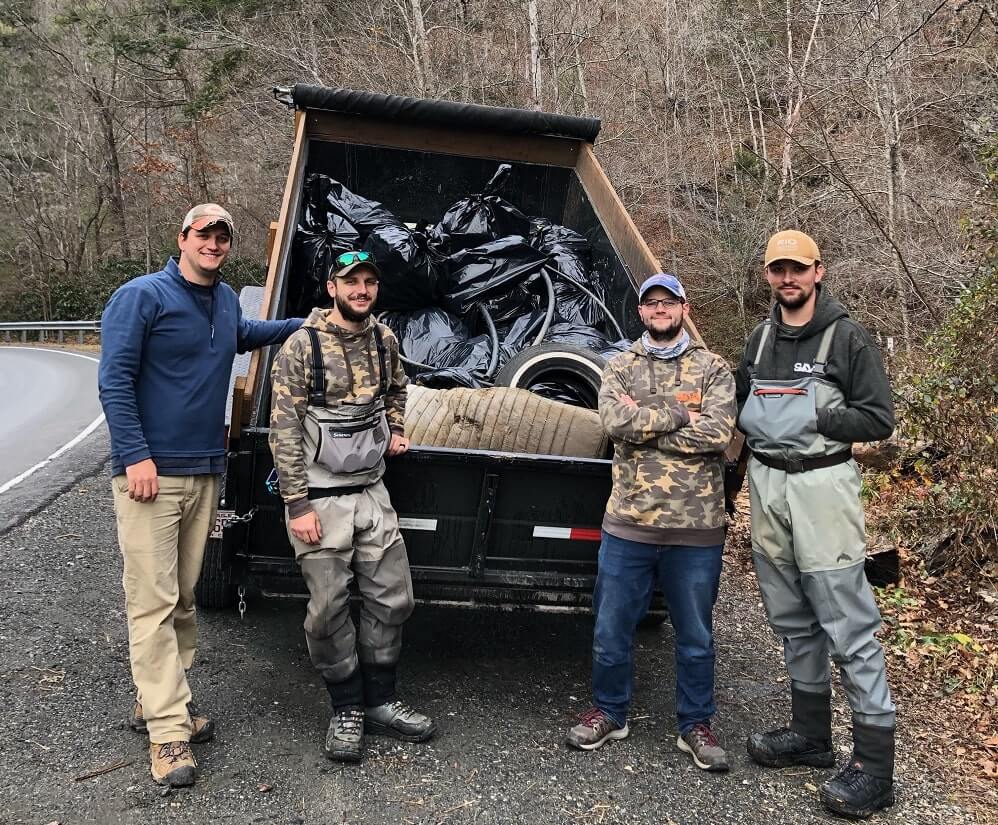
365, 699, 436, 742
820, 722, 896, 819
747, 687, 835, 768
324, 706, 365, 763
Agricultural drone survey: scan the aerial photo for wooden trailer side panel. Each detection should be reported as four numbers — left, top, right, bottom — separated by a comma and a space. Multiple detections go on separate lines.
243, 110, 308, 424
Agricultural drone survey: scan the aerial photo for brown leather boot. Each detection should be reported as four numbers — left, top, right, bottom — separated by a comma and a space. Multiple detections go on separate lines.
131, 701, 215, 744
149, 741, 197, 787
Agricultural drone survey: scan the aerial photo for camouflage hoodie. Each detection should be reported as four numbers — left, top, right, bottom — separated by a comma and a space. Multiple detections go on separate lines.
269, 308, 407, 518
599, 338, 736, 546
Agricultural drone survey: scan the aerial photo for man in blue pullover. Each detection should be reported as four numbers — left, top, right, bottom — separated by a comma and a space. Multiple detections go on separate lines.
98, 203, 302, 787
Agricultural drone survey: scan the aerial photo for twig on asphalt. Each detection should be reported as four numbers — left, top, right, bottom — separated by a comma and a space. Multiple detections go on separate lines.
73, 758, 132, 782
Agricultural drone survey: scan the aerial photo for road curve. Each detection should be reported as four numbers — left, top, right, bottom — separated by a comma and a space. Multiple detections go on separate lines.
0, 347, 103, 492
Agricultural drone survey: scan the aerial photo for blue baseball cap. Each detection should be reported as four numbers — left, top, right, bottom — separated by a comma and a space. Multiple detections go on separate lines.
639, 273, 686, 303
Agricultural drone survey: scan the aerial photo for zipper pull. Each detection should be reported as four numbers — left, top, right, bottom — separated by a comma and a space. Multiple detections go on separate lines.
210, 323, 215, 343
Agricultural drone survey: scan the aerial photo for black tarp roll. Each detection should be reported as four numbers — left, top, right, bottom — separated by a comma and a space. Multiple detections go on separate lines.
285, 85, 601, 143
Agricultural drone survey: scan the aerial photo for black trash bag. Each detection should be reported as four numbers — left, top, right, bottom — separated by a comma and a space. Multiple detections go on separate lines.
364, 224, 444, 311
526, 381, 594, 408
543, 321, 612, 353
397, 308, 493, 376
431, 164, 531, 254
414, 368, 493, 389
599, 338, 634, 358
441, 236, 549, 317
290, 219, 360, 311
530, 221, 608, 329
494, 309, 547, 370
303, 172, 403, 241
291, 181, 363, 311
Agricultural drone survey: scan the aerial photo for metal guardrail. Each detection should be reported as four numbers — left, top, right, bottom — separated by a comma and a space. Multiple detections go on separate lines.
0, 321, 101, 344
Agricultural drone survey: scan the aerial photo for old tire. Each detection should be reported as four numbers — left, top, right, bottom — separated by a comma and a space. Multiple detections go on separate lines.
495, 343, 606, 409
405, 385, 609, 458
195, 538, 236, 610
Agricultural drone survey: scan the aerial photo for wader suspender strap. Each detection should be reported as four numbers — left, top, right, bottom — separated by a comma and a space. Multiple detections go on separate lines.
371, 323, 389, 398
811, 321, 839, 378
747, 322, 772, 379
305, 325, 390, 409
305, 327, 326, 408
748, 320, 839, 378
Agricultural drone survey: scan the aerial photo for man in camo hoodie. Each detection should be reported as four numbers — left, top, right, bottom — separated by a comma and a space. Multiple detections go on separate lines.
566, 273, 736, 772
269, 251, 435, 763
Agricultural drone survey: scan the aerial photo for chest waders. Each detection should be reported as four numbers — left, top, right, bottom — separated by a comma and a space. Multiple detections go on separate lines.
291, 325, 415, 714
740, 320, 896, 781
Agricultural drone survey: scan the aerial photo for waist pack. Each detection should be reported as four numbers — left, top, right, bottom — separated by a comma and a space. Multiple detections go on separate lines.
304, 325, 391, 476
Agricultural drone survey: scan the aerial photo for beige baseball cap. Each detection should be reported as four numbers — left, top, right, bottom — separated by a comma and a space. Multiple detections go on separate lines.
764, 230, 820, 267
182, 203, 235, 235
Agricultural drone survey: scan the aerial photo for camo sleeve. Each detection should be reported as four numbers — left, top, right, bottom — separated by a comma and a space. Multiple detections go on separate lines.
268, 333, 311, 515
599, 358, 689, 445
382, 326, 408, 434
657, 359, 736, 455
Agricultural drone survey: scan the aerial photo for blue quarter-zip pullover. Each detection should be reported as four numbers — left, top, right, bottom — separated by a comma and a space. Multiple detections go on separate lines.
99, 257, 302, 476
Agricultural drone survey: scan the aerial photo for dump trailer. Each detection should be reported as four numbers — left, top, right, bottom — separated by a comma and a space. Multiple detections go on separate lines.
196, 85, 702, 616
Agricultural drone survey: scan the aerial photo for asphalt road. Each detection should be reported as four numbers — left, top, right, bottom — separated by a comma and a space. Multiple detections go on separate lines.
0, 463, 979, 824
0, 346, 108, 532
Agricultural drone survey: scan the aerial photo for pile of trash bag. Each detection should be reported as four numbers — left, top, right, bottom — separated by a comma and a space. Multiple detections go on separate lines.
292, 164, 632, 399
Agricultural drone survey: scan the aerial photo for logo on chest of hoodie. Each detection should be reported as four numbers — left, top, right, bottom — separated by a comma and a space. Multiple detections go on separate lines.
794, 362, 815, 374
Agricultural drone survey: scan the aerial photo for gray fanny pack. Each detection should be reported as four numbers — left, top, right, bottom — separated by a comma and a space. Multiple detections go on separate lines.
304, 325, 391, 476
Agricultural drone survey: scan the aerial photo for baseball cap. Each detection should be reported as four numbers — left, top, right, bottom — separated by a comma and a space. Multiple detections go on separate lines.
329, 250, 381, 280
639, 273, 686, 303
182, 203, 235, 235
764, 230, 820, 267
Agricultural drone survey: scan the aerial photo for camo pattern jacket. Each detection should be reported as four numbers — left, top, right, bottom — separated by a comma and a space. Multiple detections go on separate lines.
269, 309, 406, 518
599, 338, 736, 546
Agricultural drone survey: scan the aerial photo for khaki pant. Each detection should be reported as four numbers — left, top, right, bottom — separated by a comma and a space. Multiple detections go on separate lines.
112, 474, 219, 743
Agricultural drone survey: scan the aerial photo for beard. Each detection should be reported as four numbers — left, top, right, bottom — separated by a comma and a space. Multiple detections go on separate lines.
773, 284, 814, 310
335, 293, 373, 323
643, 314, 684, 344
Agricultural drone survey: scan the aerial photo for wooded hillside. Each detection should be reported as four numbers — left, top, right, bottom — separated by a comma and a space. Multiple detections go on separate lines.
1, 0, 994, 354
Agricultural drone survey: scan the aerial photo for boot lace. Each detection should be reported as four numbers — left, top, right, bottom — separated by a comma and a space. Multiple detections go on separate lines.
156, 742, 192, 765
578, 707, 611, 730
337, 707, 365, 736
834, 761, 873, 791
382, 699, 417, 718
687, 724, 719, 748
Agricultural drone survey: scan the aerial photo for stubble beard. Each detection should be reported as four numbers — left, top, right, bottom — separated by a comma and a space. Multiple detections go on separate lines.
773, 284, 813, 310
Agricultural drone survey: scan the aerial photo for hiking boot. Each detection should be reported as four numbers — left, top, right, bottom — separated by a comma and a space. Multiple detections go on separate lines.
677, 723, 730, 772
130, 701, 215, 744
149, 741, 197, 787
820, 760, 895, 819
565, 707, 630, 751
747, 727, 835, 768
365, 699, 436, 743
324, 706, 365, 763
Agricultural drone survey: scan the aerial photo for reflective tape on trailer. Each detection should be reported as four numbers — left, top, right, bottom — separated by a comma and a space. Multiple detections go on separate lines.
399, 517, 438, 531
532, 526, 602, 542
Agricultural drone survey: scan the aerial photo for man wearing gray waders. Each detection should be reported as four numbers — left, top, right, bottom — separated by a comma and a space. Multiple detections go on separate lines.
269, 251, 435, 763
736, 231, 896, 819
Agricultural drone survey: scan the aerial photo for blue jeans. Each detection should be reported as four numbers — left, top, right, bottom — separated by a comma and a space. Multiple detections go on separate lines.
592, 531, 723, 734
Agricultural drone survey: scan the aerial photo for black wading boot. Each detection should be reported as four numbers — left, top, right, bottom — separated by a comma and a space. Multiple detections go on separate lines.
820, 722, 895, 819
747, 686, 835, 768
323, 671, 365, 763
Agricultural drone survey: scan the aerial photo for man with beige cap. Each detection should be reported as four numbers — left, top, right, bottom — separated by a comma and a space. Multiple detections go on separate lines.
735, 231, 897, 819
99, 204, 303, 786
